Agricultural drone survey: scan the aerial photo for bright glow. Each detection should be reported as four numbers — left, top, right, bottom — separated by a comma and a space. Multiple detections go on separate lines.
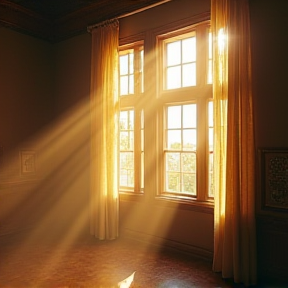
218, 28, 227, 53
166, 36, 196, 89
118, 271, 136, 288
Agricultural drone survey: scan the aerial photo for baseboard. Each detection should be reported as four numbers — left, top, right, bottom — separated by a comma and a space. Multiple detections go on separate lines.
120, 228, 213, 262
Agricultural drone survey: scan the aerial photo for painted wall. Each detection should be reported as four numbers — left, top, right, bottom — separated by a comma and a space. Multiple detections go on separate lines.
250, 0, 288, 280
0, 28, 54, 235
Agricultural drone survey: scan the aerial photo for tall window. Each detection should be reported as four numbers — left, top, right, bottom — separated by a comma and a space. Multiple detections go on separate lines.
118, 20, 213, 204
158, 20, 213, 201
119, 42, 144, 193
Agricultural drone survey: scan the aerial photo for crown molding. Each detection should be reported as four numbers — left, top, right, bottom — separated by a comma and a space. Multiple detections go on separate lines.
0, 0, 171, 42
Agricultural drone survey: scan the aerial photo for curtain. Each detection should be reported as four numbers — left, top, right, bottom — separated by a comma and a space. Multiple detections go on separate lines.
89, 19, 119, 240
212, 0, 257, 286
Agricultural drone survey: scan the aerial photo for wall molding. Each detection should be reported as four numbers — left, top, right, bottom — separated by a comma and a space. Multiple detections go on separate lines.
121, 228, 213, 261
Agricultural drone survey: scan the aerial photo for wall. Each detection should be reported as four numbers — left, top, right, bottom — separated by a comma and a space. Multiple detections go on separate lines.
0, 28, 54, 235
0, 28, 91, 242
250, 0, 288, 281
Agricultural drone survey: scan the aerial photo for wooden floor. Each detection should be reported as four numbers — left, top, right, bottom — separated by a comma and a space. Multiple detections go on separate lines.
0, 231, 285, 287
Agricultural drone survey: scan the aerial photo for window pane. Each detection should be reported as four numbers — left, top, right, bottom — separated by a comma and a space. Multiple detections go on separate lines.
167, 130, 181, 149
183, 129, 196, 151
120, 111, 128, 129
129, 75, 134, 94
167, 66, 181, 89
128, 110, 134, 129
208, 101, 213, 127
120, 152, 134, 187
129, 53, 134, 73
120, 55, 128, 75
183, 173, 196, 195
120, 132, 129, 150
182, 63, 196, 87
181, 153, 196, 172
166, 172, 180, 192
167, 41, 181, 66
183, 104, 196, 128
167, 105, 181, 128
166, 152, 180, 172
182, 37, 196, 63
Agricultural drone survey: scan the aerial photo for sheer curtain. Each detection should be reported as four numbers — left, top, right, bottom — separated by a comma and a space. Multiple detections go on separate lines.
89, 19, 119, 240
212, 0, 257, 286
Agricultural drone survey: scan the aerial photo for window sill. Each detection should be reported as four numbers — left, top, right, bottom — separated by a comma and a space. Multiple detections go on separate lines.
119, 191, 145, 202
154, 195, 214, 214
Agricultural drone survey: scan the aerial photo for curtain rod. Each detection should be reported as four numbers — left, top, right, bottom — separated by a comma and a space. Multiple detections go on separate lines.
87, 0, 171, 32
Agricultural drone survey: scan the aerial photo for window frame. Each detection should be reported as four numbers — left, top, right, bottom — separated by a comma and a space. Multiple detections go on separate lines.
118, 39, 144, 195
156, 20, 213, 204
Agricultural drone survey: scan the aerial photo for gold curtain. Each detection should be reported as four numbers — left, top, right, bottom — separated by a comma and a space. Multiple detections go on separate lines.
211, 0, 257, 285
89, 19, 119, 240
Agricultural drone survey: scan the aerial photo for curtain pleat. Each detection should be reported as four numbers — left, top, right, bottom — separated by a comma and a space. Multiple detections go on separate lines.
90, 20, 119, 240
212, 0, 257, 285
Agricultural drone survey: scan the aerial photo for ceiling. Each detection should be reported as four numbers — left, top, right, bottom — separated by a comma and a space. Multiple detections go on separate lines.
0, 0, 170, 42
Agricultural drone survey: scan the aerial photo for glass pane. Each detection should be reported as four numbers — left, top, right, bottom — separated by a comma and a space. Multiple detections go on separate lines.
181, 153, 196, 173
167, 41, 181, 66
129, 75, 134, 94
166, 153, 180, 172
120, 54, 128, 75
128, 110, 134, 129
120, 76, 128, 95
166, 172, 180, 192
129, 53, 134, 73
183, 104, 196, 128
120, 111, 128, 130
208, 59, 213, 84
183, 173, 196, 195
167, 66, 181, 89
209, 127, 213, 149
183, 129, 196, 151
120, 152, 134, 169
182, 63, 196, 87
208, 101, 213, 126
127, 169, 134, 187
167, 106, 181, 128
120, 131, 129, 150
120, 169, 128, 186
182, 37, 196, 63
167, 130, 181, 149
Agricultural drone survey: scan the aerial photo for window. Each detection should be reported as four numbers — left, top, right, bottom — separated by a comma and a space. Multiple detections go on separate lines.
119, 42, 144, 193
118, 20, 213, 204
158, 20, 213, 201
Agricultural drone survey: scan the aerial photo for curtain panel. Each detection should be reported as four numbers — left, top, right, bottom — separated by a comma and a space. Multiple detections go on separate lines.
212, 0, 257, 286
89, 19, 120, 240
